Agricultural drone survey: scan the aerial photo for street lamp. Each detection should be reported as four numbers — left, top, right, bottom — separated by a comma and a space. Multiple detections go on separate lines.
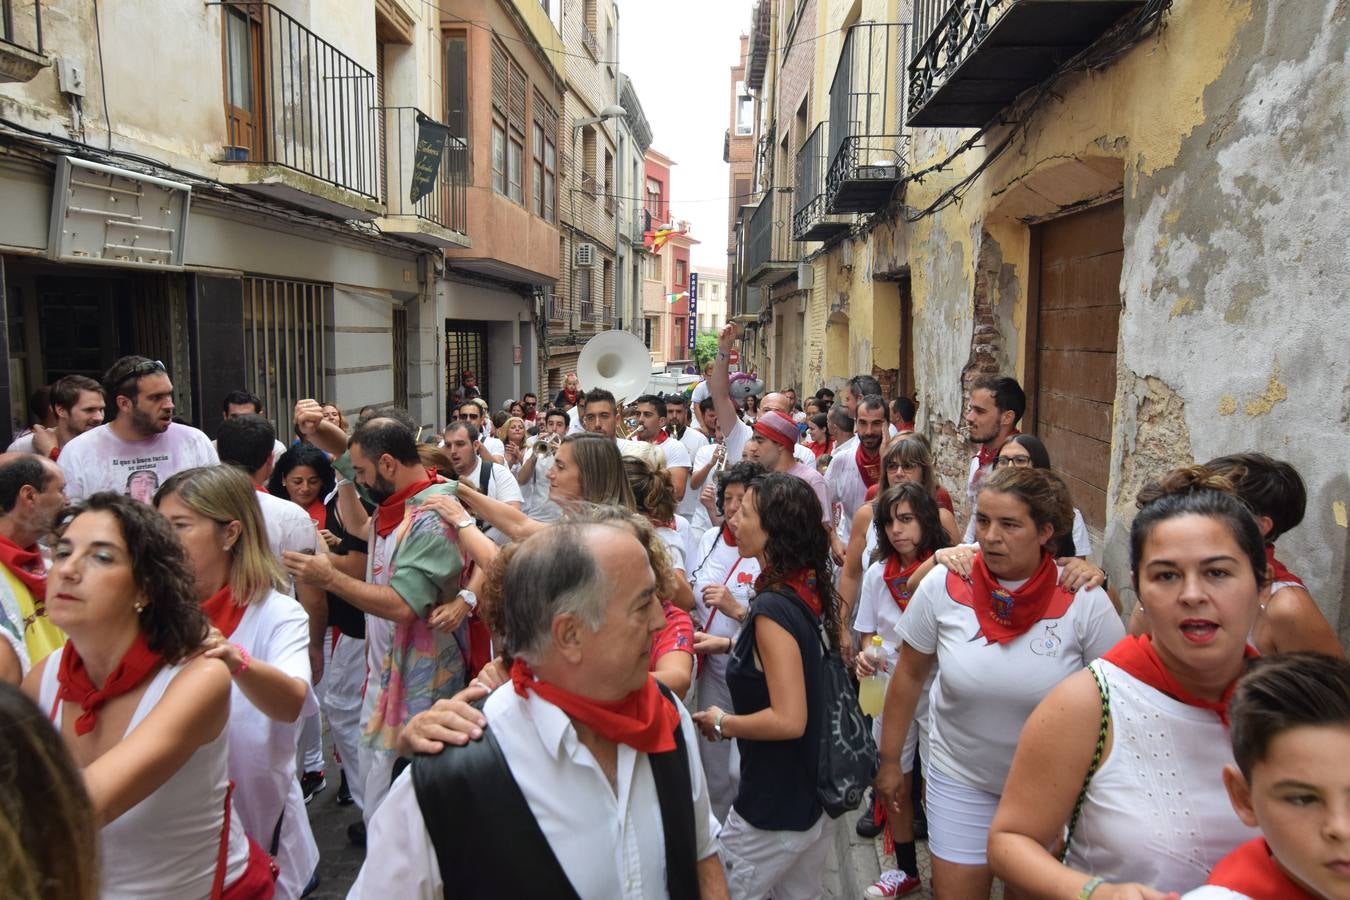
572, 104, 627, 136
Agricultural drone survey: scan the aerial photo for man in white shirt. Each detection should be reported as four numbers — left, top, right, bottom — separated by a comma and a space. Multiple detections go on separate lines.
666, 394, 713, 460
450, 401, 505, 464
6, 374, 105, 460
517, 408, 567, 523
742, 410, 832, 528
350, 522, 727, 899
678, 398, 721, 524
825, 395, 888, 544
707, 324, 815, 468
633, 394, 692, 501
211, 389, 288, 465
579, 388, 643, 456
961, 375, 1025, 542
59, 356, 218, 503
442, 421, 522, 545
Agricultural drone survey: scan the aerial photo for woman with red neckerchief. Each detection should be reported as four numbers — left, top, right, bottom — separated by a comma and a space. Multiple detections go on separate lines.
691, 472, 843, 900
874, 466, 1123, 900
853, 481, 952, 899
24, 492, 275, 899
688, 460, 767, 821
989, 466, 1268, 898
157, 466, 319, 900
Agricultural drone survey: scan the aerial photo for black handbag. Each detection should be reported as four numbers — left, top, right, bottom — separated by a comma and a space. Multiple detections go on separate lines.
778, 588, 878, 819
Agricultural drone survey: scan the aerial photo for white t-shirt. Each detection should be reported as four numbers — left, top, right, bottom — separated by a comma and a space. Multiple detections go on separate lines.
680, 442, 721, 524
519, 449, 562, 523
481, 435, 506, 460
723, 417, 814, 468
1070, 508, 1092, 556
350, 685, 719, 900
1182, 890, 1248, 900
60, 422, 219, 503
5, 432, 36, 453
655, 523, 686, 574
679, 424, 712, 466
689, 380, 710, 405
648, 434, 692, 472
825, 442, 872, 544
899, 562, 1124, 793
255, 490, 322, 565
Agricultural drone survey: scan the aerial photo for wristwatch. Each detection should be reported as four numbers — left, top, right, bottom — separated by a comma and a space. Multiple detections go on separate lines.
454, 516, 475, 530
713, 711, 727, 741
457, 589, 478, 611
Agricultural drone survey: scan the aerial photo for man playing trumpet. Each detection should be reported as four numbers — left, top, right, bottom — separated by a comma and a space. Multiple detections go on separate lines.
516, 407, 569, 524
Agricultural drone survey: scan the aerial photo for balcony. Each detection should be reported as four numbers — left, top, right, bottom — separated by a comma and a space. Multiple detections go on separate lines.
0, 0, 47, 83
218, 2, 381, 220
906, 0, 1147, 127
746, 0, 770, 92
793, 123, 851, 242
825, 22, 910, 215
580, 21, 601, 59
743, 188, 796, 286
631, 206, 652, 246
373, 107, 469, 249
580, 171, 598, 199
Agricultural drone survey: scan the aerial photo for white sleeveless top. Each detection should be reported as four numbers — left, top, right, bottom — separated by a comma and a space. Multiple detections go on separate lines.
41, 646, 250, 900
1063, 660, 1259, 892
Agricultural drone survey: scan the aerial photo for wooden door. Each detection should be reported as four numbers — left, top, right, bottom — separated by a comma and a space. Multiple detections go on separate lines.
223, 5, 263, 159
1029, 201, 1124, 531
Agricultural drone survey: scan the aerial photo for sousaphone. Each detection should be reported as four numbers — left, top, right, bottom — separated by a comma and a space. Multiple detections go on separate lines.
577, 329, 652, 408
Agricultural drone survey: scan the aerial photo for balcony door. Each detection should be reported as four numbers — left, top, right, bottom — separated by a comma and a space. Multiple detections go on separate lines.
222, 4, 263, 160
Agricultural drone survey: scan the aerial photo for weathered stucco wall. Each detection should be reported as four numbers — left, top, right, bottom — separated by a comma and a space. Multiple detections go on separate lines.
898, 0, 1349, 623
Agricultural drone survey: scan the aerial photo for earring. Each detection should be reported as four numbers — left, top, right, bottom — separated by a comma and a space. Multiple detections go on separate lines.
134, 601, 145, 613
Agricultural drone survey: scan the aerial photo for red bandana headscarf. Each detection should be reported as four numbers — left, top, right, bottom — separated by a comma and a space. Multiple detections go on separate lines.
200, 584, 248, 638
373, 471, 438, 538
56, 634, 164, 735
1102, 634, 1258, 726
0, 533, 47, 601
1206, 838, 1318, 898
883, 552, 930, 612
510, 659, 681, 754
1264, 544, 1304, 586
948, 550, 1073, 645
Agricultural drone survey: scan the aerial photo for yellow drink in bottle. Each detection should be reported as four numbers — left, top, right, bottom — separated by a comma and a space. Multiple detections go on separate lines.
858, 635, 889, 717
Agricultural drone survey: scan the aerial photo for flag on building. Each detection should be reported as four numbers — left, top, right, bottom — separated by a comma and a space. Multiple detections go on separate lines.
666, 291, 688, 304
645, 226, 675, 253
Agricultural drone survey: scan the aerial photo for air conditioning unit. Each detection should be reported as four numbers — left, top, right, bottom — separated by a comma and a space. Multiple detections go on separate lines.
797, 261, 814, 288
574, 243, 597, 267
856, 164, 901, 181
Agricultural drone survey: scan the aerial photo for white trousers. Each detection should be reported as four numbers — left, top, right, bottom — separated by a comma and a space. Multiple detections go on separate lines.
717, 807, 832, 900
695, 661, 740, 823
324, 631, 366, 809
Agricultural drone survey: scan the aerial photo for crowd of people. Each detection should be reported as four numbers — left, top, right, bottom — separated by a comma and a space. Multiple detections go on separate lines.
0, 325, 1346, 900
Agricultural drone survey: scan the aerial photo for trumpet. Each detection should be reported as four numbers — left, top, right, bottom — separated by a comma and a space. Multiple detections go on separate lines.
533, 432, 563, 455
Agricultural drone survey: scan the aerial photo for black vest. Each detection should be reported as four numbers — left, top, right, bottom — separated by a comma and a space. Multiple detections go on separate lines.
410, 684, 700, 899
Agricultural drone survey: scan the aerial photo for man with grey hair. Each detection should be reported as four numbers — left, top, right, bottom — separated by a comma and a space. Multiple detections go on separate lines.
350, 522, 729, 899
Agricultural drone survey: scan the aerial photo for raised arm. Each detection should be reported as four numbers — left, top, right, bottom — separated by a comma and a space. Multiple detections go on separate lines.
710, 323, 743, 441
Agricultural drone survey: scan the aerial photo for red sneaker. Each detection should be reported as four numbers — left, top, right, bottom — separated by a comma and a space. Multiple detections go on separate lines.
864, 869, 921, 898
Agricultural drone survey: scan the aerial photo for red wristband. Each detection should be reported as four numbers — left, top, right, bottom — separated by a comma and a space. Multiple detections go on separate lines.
232, 644, 251, 676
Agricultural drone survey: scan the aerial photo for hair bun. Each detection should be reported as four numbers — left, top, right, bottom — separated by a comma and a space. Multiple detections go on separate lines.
1136, 464, 1236, 509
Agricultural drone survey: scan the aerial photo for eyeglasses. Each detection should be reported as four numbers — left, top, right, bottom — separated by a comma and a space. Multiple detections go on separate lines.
995, 455, 1033, 468
129, 359, 167, 377
457, 413, 478, 421
523, 400, 537, 407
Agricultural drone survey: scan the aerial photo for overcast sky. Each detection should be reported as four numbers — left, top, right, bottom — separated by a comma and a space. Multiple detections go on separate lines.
618, 0, 757, 271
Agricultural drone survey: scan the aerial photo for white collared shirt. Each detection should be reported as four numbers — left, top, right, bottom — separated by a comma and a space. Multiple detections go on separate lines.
349, 682, 720, 900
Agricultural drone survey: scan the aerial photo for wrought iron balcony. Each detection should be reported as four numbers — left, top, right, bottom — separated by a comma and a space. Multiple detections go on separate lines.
220, 2, 380, 215
631, 207, 652, 246
580, 171, 598, 199
824, 22, 910, 215
580, 21, 601, 59
746, 0, 770, 92
793, 123, 851, 242
0, 0, 47, 83
907, 0, 1146, 127
743, 188, 796, 286
374, 106, 468, 248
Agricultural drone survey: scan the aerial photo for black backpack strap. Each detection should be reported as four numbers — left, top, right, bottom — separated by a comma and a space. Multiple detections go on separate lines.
411, 724, 580, 900
651, 682, 700, 900
473, 461, 494, 531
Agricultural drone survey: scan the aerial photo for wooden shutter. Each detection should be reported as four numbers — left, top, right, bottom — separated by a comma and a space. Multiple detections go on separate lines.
508, 61, 527, 137
490, 42, 508, 116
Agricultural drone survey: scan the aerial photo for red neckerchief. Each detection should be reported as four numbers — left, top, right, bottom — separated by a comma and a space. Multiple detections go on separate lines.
56, 634, 164, 736
883, 552, 930, 612
1265, 544, 1304, 586
200, 584, 248, 638
806, 439, 830, 458
855, 445, 881, 488
756, 569, 823, 617
1207, 838, 1317, 898
510, 658, 680, 754
1102, 634, 1258, 726
374, 472, 437, 538
865, 483, 880, 502
649, 430, 669, 445
972, 429, 1020, 487
303, 497, 327, 527
49, 446, 61, 462
720, 524, 738, 547
0, 533, 47, 600
949, 550, 1072, 645
562, 388, 578, 406
898, 420, 915, 432
254, 484, 269, 495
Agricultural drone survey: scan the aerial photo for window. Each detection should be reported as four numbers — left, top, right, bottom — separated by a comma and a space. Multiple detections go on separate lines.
643, 317, 654, 349
490, 41, 528, 205
223, 5, 262, 159
603, 148, 614, 215
532, 91, 558, 222
445, 33, 469, 184
735, 80, 753, 136
242, 277, 327, 434
575, 268, 594, 322
675, 259, 687, 287
602, 259, 613, 324
645, 176, 663, 223
644, 253, 664, 282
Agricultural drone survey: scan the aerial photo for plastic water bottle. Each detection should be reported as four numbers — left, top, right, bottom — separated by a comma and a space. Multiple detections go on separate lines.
858, 635, 890, 717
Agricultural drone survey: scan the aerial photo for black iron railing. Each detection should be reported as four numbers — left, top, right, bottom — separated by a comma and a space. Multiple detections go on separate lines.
581, 171, 598, 198
375, 106, 467, 236
744, 189, 783, 277
631, 206, 651, 244
1, 0, 42, 54
793, 122, 828, 238
581, 22, 601, 58
221, 2, 379, 200
908, 0, 1006, 121
824, 21, 911, 205
825, 133, 911, 197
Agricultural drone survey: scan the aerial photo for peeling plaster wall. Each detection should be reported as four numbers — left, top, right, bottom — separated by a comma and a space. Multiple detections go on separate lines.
901, 0, 1349, 624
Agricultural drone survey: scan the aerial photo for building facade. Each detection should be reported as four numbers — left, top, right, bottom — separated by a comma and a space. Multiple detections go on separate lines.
692, 267, 728, 336
729, 0, 1350, 630
0, 0, 471, 439
615, 72, 653, 341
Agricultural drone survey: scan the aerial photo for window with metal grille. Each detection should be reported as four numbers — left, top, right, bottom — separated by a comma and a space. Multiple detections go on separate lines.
445, 33, 470, 183
241, 277, 328, 436
445, 320, 488, 422
392, 304, 408, 409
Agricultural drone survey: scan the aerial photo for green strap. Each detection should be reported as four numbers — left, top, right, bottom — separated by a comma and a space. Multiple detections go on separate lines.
1061, 664, 1110, 863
